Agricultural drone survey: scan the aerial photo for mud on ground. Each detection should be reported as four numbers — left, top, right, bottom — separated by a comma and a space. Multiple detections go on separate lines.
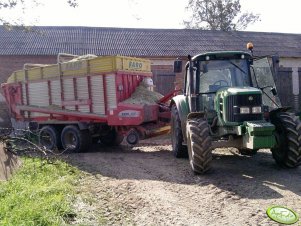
66, 135, 301, 226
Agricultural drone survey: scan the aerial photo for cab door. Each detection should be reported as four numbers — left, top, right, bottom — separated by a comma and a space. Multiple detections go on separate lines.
251, 57, 282, 109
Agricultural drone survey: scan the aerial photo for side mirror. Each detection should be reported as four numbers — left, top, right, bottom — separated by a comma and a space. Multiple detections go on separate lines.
174, 59, 182, 73
271, 87, 277, 96
202, 64, 208, 73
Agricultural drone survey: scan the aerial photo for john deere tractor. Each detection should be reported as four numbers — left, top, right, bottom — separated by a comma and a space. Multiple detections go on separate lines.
171, 48, 301, 174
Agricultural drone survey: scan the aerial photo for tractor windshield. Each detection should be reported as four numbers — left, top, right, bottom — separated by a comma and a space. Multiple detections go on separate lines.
198, 59, 250, 93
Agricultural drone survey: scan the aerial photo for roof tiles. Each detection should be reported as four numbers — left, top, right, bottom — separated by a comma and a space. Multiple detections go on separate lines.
0, 26, 301, 57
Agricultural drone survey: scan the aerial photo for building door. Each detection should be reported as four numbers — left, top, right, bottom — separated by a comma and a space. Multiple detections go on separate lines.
275, 67, 294, 108
153, 73, 175, 95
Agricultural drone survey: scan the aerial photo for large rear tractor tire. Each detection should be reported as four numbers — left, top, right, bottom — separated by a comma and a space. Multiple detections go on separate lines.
171, 105, 188, 158
61, 125, 91, 153
186, 118, 212, 174
39, 126, 61, 151
271, 112, 301, 168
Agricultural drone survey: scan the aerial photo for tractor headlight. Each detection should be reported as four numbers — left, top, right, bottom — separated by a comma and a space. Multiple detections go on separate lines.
240, 107, 250, 114
252, 106, 262, 114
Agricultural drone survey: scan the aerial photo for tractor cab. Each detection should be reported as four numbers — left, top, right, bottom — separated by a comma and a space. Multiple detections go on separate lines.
180, 51, 282, 127
187, 52, 254, 115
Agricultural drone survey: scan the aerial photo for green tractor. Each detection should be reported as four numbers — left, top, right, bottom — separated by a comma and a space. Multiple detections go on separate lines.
171, 48, 301, 174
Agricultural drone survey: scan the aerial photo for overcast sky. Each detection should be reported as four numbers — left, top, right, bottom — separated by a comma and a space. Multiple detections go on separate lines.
1, 0, 300, 34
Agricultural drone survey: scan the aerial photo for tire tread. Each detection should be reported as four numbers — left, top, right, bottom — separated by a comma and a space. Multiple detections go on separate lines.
171, 105, 188, 158
271, 112, 301, 168
186, 118, 212, 174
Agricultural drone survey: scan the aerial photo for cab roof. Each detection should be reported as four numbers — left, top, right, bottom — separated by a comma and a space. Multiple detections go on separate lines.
192, 51, 252, 61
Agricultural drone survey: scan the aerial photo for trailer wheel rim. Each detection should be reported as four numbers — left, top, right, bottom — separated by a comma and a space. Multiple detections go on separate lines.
40, 131, 54, 148
126, 131, 139, 145
63, 132, 77, 149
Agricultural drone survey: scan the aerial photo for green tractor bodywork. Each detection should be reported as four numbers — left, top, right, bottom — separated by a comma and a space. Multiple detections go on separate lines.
214, 87, 276, 150
171, 51, 301, 173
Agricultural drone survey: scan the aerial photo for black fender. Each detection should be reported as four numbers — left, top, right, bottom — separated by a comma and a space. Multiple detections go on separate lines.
170, 95, 205, 143
269, 107, 291, 121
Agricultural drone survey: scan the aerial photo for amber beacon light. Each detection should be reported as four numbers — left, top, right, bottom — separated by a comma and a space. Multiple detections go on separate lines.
247, 42, 254, 51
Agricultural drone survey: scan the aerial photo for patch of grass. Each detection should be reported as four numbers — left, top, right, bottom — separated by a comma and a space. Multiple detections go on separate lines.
0, 157, 80, 226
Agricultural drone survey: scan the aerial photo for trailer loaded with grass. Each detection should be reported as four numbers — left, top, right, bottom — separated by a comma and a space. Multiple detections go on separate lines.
2, 54, 171, 152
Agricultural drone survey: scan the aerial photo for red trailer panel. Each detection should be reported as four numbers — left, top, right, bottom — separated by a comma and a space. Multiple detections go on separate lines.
2, 55, 172, 151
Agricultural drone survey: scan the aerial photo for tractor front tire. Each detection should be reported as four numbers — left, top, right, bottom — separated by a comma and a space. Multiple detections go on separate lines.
171, 105, 188, 158
186, 118, 212, 174
271, 112, 301, 168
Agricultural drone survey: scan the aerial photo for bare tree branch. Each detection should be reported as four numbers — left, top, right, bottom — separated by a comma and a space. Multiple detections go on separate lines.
0, 126, 73, 165
0, 0, 78, 27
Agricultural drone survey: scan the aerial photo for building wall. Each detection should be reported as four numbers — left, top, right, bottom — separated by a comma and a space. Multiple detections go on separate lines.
279, 57, 301, 95
150, 60, 175, 95
150, 58, 185, 94
277, 57, 301, 110
1, 55, 301, 106
0, 55, 56, 84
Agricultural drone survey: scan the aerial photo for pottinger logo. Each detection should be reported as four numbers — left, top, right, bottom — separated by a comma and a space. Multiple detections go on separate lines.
118, 110, 140, 118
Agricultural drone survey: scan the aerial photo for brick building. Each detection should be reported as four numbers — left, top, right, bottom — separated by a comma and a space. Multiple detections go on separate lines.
0, 26, 301, 108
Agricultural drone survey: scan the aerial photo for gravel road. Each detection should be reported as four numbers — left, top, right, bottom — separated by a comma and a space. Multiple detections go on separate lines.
67, 136, 301, 226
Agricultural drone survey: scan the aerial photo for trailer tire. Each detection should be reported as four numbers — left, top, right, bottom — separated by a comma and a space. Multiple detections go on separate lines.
186, 118, 212, 174
61, 125, 91, 153
92, 137, 101, 144
271, 112, 301, 168
126, 130, 139, 145
171, 105, 188, 158
39, 126, 61, 151
100, 129, 124, 146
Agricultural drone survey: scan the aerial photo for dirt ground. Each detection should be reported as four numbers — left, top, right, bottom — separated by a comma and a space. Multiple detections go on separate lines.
66, 135, 301, 226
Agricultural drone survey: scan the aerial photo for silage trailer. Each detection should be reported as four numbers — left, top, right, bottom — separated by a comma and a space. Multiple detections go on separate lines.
1, 54, 171, 152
